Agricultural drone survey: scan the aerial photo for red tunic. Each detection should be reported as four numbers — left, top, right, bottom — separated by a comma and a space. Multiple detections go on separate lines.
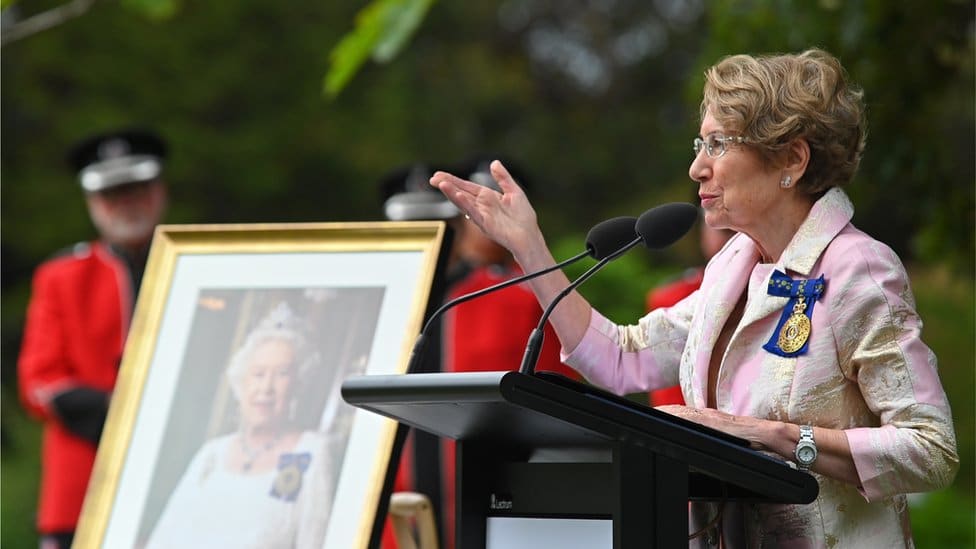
17, 241, 134, 533
644, 267, 704, 406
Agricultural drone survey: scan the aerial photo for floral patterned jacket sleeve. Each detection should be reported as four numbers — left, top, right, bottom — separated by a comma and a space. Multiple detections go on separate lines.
559, 289, 698, 394
825, 230, 958, 500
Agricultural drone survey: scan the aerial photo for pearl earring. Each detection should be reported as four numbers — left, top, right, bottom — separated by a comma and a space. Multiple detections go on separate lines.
781, 175, 793, 188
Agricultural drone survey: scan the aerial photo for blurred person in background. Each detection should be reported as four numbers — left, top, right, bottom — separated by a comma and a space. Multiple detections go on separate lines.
431, 49, 957, 547
17, 128, 170, 549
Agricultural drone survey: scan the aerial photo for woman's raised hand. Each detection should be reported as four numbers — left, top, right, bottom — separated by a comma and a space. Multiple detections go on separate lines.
433, 159, 593, 350
429, 160, 542, 256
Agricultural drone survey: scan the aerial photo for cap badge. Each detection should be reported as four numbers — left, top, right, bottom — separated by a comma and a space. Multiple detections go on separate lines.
97, 138, 131, 161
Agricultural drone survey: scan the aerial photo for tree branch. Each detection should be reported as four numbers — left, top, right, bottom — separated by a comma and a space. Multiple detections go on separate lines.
1, 0, 97, 47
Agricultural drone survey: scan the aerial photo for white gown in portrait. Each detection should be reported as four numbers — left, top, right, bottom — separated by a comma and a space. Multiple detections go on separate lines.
146, 431, 334, 549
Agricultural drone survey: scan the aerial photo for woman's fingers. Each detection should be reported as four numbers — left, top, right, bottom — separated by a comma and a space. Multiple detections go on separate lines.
655, 405, 767, 450
430, 172, 480, 212
430, 171, 477, 197
429, 162, 540, 253
489, 160, 522, 196
657, 404, 718, 428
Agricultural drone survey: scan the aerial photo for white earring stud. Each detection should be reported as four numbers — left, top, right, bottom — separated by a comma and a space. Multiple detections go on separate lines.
781, 175, 793, 188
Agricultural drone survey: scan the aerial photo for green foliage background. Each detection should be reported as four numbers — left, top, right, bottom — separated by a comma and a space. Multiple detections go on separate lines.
2, 1, 973, 547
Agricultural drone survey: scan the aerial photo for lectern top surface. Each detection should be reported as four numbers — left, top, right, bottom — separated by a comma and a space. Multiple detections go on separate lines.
341, 370, 818, 504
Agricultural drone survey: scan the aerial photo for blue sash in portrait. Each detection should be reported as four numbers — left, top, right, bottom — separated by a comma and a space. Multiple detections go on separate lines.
271, 452, 312, 502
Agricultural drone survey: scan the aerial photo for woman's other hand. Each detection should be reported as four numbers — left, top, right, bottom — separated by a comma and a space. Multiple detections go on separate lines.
656, 404, 860, 484
655, 404, 770, 451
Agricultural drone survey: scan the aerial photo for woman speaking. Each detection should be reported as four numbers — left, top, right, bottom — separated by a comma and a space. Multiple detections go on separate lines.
430, 49, 958, 547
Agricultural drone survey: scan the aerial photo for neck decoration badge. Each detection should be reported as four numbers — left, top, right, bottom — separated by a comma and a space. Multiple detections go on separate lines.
271, 452, 311, 502
762, 271, 826, 357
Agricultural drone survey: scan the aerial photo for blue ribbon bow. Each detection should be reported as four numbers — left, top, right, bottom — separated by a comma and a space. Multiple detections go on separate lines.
279, 452, 312, 470
762, 270, 826, 357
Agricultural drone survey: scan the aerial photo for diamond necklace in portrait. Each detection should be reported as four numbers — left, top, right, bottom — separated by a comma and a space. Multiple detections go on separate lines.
239, 432, 282, 471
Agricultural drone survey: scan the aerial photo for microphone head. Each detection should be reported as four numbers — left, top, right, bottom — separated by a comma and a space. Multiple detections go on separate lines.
585, 216, 639, 259
635, 203, 699, 249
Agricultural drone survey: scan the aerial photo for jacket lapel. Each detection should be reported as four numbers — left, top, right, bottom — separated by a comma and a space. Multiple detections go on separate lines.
730, 188, 855, 345
687, 238, 759, 408
687, 188, 855, 407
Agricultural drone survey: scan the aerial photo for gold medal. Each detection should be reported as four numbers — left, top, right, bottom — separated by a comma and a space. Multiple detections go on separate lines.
777, 297, 810, 354
763, 273, 825, 357
272, 463, 303, 499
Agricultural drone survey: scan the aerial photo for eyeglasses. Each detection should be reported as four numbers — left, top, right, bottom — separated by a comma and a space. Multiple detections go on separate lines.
693, 133, 747, 158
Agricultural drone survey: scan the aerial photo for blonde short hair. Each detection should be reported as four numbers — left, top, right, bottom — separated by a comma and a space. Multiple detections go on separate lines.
701, 49, 867, 194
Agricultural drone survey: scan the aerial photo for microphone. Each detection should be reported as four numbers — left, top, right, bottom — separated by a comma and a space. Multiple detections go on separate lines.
584, 216, 641, 260
635, 202, 700, 250
404, 215, 639, 373
518, 202, 699, 375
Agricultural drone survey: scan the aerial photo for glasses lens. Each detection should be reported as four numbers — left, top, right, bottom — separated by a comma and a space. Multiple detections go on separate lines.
693, 137, 704, 156
706, 134, 723, 157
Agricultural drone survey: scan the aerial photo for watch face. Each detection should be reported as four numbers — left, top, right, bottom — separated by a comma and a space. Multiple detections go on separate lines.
797, 445, 816, 463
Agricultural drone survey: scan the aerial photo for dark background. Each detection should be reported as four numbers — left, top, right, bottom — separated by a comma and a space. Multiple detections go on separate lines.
2, 1, 973, 546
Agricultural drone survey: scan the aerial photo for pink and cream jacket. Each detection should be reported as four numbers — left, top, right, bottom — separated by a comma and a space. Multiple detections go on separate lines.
563, 188, 958, 548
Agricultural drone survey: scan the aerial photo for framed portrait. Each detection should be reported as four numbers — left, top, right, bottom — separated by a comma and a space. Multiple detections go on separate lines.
74, 221, 446, 549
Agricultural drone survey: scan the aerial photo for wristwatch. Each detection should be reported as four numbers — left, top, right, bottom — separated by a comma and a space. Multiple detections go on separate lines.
794, 425, 817, 472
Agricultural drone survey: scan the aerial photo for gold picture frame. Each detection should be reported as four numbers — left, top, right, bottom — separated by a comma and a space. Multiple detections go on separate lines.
74, 221, 446, 549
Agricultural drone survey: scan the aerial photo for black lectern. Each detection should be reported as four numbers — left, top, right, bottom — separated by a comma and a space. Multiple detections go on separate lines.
342, 370, 818, 548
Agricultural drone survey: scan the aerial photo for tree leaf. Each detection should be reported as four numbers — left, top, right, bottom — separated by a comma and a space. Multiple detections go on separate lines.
323, 0, 436, 98
371, 0, 436, 63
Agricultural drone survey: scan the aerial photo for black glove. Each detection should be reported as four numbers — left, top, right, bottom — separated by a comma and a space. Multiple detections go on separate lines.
51, 387, 110, 445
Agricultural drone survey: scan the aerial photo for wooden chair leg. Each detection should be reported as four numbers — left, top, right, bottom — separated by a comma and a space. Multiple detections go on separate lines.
389, 491, 439, 549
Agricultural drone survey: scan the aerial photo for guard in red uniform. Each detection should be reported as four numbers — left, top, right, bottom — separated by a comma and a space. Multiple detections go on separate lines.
18, 129, 169, 549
